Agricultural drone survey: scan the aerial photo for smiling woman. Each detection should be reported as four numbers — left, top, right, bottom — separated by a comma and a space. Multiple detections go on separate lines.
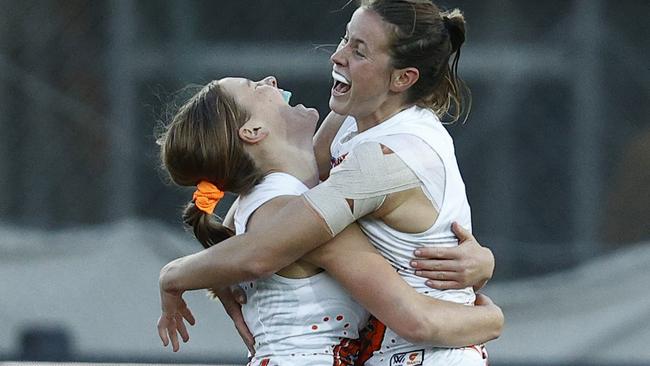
328, 1, 469, 131
328, 7, 396, 126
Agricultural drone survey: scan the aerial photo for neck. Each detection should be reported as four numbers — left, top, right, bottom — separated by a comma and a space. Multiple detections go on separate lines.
258, 142, 320, 189
355, 98, 413, 133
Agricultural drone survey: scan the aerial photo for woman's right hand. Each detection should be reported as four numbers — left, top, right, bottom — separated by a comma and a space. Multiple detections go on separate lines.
157, 289, 196, 352
412, 222, 494, 291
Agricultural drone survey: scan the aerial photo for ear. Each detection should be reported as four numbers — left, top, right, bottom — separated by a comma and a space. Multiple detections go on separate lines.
389, 67, 419, 93
238, 121, 269, 144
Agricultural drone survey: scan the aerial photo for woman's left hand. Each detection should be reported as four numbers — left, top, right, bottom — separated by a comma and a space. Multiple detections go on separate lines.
410, 222, 494, 290
157, 289, 196, 352
212, 286, 256, 355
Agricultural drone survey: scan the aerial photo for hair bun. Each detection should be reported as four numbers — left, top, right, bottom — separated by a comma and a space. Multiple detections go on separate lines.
441, 9, 466, 53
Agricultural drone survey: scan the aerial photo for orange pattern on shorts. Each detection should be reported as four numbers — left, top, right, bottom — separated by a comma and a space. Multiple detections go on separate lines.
333, 336, 362, 366
355, 316, 387, 366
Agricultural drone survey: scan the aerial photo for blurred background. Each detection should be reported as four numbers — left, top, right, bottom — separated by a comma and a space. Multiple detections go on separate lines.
1, 0, 648, 365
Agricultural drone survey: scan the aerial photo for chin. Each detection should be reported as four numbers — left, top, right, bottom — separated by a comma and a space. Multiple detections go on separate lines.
328, 97, 348, 116
307, 107, 320, 121
295, 103, 319, 119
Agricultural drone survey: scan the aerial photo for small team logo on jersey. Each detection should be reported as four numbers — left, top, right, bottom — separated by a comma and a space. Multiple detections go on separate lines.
389, 349, 424, 366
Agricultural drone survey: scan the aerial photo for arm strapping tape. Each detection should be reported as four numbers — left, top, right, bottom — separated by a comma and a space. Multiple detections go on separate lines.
303, 142, 421, 236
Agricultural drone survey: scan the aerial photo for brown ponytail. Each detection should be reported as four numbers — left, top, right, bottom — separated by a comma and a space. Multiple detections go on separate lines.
442, 9, 465, 54
158, 81, 264, 248
440, 8, 471, 124
182, 202, 234, 249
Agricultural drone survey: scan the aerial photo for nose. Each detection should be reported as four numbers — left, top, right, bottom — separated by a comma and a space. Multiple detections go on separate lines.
330, 45, 346, 67
261, 76, 277, 87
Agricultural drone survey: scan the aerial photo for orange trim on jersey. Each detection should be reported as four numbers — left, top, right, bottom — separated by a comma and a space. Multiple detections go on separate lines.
355, 316, 387, 366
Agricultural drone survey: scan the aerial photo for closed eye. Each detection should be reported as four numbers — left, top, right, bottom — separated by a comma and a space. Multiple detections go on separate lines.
339, 34, 366, 58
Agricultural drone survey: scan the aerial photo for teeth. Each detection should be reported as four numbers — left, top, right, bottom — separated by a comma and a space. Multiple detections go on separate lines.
332, 70, 350, 85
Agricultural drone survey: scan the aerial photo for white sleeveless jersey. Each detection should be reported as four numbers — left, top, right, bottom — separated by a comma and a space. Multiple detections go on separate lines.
330, 107, 486, 366
234, 172, 369, 366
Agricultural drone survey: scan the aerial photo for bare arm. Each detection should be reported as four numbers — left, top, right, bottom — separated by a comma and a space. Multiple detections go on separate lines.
302, 218, 502, 347
158, 195, 332, 352
219, 197, 502, 346
159, 195, 333, 293
159, 195, 501, 350
210, 199, 256, 352
313, 111, 346, 180
160, 141, 439, 294
210, 286, 255, 355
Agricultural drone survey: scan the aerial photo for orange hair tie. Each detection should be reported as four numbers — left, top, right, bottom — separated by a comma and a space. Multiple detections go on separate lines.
192, 181, 224, 215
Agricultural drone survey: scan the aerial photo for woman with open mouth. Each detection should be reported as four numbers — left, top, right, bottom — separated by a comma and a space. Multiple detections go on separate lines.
158, 1, 499, 365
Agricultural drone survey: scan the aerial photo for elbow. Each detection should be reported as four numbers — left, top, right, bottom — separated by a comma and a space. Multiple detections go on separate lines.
481, 302, 504, 342
392, 314, 442, 345
412, 317, 443, 344
490, 307, 505, 341
402, 329, 439, 345
491, 326, 503, 342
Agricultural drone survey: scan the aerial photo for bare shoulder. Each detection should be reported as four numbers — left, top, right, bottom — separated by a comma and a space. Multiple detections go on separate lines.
246, 195, 296, 233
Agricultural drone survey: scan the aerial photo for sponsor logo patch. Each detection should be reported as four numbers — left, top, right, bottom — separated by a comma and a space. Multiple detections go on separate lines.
389, 349, 424, 366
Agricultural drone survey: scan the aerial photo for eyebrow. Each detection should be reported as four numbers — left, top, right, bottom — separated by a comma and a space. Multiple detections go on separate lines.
345, 24, 368, 48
